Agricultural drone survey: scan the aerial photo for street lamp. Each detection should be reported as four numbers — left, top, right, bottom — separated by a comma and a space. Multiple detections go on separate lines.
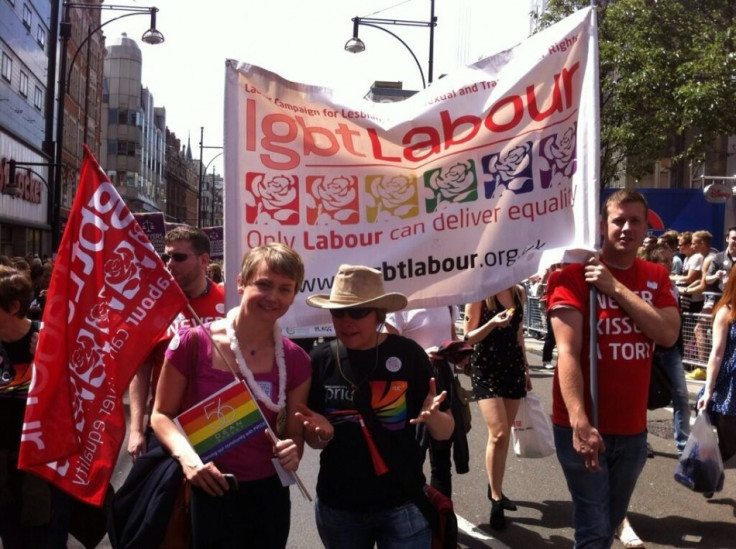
4, 160, 53, 198
51, 2, 164, 251
198, 127, 223, 228
344, 0, 437, 88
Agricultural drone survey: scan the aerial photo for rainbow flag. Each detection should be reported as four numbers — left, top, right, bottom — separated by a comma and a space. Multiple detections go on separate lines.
175, 380, 267, 461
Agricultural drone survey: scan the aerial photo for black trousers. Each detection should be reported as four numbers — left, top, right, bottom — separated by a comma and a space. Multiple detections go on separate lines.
190, 474, 290, 548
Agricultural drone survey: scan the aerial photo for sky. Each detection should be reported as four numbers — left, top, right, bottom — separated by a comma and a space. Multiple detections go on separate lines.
101, 0, 535, 174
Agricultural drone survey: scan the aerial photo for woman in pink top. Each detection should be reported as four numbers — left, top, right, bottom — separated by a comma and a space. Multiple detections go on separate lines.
152, 243, 311, 548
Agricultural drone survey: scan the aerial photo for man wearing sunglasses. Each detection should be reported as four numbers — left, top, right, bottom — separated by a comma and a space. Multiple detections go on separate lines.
127, 226, 226, 459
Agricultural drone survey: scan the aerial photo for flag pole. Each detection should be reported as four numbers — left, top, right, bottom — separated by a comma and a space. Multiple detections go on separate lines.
589, 284, 598, 428
185, 304, 312, 501
589, 0, 598, 427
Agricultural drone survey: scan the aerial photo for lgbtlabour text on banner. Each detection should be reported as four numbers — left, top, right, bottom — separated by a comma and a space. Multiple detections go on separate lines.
224, 7, 599, 329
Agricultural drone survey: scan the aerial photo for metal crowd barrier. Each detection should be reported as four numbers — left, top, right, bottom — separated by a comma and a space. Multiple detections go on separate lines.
680, 312, 712, 368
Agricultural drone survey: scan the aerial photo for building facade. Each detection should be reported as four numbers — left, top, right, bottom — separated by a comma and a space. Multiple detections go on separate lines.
164, 129, 198, 225
56, 0, 105, 245
0, 0, 55, 257
101, 32, 165, 214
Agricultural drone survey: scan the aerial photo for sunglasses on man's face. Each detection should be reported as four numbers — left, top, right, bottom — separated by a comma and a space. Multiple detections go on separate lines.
161, 252, 195, 263
329, 308, 374, 320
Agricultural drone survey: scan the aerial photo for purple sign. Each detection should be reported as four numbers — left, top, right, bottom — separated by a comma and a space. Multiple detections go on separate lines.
203, 226, 224, 260
134, 212, 166, 254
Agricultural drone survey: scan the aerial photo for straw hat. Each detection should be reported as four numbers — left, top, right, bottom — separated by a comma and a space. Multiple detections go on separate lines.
306, 265, 407, 312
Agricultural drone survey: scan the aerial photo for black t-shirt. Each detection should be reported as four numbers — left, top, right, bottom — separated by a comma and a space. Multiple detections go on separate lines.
308, 334, 432, 511
0, 321, 38, 452
710, 251, 735, 292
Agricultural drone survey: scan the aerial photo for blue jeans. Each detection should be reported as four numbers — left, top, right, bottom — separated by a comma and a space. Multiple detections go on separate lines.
554, 426, 648, 549
655, 345, 691, 453
315, 498, 431, 549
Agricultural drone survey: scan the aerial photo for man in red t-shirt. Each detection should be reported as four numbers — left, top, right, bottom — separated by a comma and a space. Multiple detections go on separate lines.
547, 189, 679, 548
127, 226, 225, 458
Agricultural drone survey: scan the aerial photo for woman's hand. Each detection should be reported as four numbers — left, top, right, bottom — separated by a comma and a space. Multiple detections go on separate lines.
489, 309, 514, 329
697, 390, 712, 412
525, 369, 533, 391
410, 378, 447, 426
181, 460, 230, 497
295, 404, 334, 446
272, 435, 301, 472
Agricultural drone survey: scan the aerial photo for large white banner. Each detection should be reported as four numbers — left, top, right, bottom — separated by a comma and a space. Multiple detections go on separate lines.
224, 7, 599, 330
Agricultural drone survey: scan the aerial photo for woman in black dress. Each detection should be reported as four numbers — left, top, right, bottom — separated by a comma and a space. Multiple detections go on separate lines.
464, 284, 531, 530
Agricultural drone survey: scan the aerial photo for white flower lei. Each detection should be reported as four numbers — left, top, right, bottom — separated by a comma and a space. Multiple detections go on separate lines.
226, 309, 286, 413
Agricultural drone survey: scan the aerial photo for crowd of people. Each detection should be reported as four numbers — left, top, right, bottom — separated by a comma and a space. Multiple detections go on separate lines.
2, 191, 735, 548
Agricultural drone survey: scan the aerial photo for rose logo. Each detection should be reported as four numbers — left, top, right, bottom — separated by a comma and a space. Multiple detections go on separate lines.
366, 174, 419, 222
105, 243, 142, 300
245, 173, 299, 225
482, 141, 534, 198
86, 302, 110, 331
425, 161, 477, 213
539, 124, 577, 188
307, 175, 359, 225
70, 335, 107, 389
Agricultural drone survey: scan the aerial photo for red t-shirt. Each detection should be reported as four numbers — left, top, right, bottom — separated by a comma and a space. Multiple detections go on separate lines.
548, 258, 677, 435
149, 280, 226, 408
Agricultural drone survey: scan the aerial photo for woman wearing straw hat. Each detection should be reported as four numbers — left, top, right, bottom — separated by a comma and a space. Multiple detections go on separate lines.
151, 243, 311, 548
296, 264, 455, 548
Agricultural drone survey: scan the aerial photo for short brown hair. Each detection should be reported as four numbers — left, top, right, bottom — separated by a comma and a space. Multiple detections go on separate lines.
240, 243, 305, 292
165, 226, 211, 256
0, 266, 33, 318
602, 189, 648, 222
692, 230, 712, 248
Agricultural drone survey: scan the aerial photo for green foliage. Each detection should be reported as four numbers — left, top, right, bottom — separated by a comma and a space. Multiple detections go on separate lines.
537, 0, 736, 187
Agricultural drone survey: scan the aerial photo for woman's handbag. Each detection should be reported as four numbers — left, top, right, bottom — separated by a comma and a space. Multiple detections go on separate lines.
674, 412, 725, 494
108, 328, 199, 548
512, 391, 556, 458
647, 351, 673, 410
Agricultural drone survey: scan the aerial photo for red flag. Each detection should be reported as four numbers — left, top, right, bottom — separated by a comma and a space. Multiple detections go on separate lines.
18, 146, 188, 505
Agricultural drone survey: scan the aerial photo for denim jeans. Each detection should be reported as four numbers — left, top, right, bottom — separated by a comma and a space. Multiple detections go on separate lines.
554, 426, 648, 549
542, 313, 557, 362
316, 498, 431, 549
655, 345, 691, 453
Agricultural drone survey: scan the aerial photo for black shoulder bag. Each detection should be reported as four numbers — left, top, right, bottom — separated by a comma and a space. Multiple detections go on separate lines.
330, 340, 458, 549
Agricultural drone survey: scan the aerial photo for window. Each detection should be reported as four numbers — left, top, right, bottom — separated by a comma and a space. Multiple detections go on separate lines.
33, 85, 42, 110
22, 4, 31, 29
1, 53, 11, 82
19, 70, 28, 97
36, 25, 45, 48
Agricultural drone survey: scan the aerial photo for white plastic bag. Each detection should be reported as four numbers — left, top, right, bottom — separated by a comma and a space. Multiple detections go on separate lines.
512, 391, 555, 458
674, 412, 725, 493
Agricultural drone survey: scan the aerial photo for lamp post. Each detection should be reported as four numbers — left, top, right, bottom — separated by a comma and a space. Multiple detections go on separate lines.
344, 0, 436, 88
51, 2, 164, 251
198, 126, 223, 228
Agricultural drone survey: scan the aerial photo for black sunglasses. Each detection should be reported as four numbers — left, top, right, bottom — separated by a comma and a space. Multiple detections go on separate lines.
161, 252, 194, 263
329, 308, 374, 320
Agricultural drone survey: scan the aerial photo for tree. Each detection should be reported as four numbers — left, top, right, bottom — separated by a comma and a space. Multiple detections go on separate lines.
537, 0, 736, 188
